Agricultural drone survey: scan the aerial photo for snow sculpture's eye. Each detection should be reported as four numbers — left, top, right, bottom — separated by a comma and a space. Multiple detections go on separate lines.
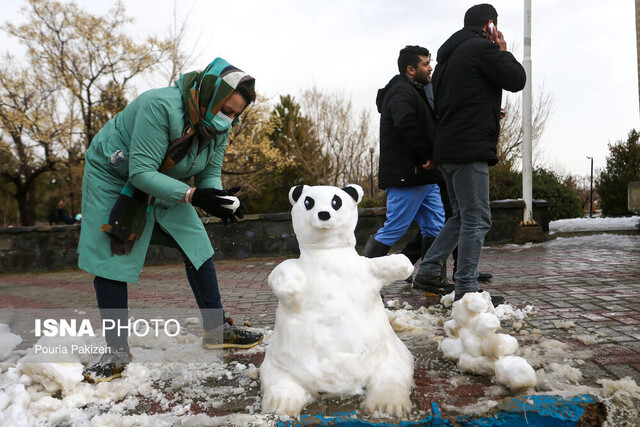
331, 195, 342, 210
304, 196, 315, 210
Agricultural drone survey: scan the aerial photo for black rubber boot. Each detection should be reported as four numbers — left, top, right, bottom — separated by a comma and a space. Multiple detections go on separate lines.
361, 236, 391, 258
400, 231, 423, 265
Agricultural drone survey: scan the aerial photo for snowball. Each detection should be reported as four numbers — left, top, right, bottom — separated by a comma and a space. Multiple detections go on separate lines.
469, 313, 500, 336
441, 338, 463, 360
443, 319, 458, 337
459, 328, 484, 357
464, 292, 493, 314
458, 354, 494, 376
495, 356, 537, 390
482, 334, 519, 359
451, 301, 474, 326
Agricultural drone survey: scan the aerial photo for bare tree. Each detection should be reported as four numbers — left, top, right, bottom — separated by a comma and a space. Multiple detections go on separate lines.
300, 86, 376, 188
497, 87, 553, 170
156, 1, 201, 86
0, 56, 73, 225
7, 0, 172, 148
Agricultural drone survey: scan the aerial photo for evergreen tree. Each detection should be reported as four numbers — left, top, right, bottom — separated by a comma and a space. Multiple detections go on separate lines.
250, 95, 327, 213
597, 129, 640, 216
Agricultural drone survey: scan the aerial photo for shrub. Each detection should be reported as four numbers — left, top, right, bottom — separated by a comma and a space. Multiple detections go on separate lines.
532, 169, 583, 220
489, 165, 583, 221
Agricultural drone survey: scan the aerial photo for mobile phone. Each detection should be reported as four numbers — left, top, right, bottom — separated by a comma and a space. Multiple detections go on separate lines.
489, 22, 496, 37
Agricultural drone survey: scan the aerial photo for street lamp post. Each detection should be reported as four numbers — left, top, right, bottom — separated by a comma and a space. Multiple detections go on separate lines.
369, 147, 375, 199
586, 156, 594, 218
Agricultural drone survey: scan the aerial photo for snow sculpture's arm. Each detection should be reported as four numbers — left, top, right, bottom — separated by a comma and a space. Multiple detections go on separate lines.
366, 254, 414, 286
268, 260, 307, 311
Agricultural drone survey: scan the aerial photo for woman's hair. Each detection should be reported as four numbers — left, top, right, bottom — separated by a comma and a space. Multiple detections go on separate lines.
236, 80, 256, 105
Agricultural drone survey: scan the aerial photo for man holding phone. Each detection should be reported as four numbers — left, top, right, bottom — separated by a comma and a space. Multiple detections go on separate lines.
413, 4, 526, 306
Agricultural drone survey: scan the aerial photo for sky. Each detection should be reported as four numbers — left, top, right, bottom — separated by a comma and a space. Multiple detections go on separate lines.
1, 0, 638, 178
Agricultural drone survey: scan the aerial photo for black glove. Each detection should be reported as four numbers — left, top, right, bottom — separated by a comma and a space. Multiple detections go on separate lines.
191, 187, 245, 224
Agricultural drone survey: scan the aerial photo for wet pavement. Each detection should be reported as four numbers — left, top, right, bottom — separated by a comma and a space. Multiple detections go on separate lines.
1, 229, 639, 425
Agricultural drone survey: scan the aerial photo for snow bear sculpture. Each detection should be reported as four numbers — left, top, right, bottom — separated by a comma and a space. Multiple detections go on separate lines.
260, 184, 415, 416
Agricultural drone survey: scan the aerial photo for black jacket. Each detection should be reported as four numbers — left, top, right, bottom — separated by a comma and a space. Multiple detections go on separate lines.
432, 26, 526, 165
376, 74, 442, 189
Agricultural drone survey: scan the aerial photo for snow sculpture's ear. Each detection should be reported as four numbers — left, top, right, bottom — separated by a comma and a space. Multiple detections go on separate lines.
342, 184, 364, 204
289, 185, 307, 206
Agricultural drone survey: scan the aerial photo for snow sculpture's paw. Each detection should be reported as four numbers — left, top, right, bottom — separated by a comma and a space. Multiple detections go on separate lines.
262, 386, 312, 416
268, 261, 306, 310
362, 384, 412, 416
386, 254, 415, 278
370, 254, 415, 283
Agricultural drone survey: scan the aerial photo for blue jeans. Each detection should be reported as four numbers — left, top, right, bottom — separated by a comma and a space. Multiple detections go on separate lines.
417, 162, 491, 293
94, 254, 224, 351
374, 184, 445, 246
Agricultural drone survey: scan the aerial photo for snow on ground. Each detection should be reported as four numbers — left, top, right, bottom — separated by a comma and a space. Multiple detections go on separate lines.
1, 299, 640, 425
0, 323, 276, 426
499, 233, 640, 252
1, 223, 639, 425
493, 215, 640, 252
549, 215, 640, 233
386, 299, 640, 425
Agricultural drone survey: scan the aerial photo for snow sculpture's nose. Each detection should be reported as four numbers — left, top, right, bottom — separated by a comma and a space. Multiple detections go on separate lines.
317, 211, 331, 221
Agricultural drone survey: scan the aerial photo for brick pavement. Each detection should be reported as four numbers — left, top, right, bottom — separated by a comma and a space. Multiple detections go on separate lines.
0, 231, 639, 423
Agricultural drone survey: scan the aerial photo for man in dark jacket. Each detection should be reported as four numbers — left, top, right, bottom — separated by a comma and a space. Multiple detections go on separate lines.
413, 4, 526, 306
362, 45, 450, 293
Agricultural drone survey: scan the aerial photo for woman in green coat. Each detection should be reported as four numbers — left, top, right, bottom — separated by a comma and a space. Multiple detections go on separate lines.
79, 58, 263, 382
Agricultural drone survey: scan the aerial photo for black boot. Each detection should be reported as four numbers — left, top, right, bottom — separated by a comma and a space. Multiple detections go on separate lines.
413, 236, 455, 295
452, 265, 493, 282
400, 231, 423, 265
361, 236, 391, 258
478, 272, 493, 282
400, 232, 423, 282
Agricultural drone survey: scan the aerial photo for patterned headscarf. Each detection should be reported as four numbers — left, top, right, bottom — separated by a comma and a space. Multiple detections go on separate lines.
160, 58, 255, 172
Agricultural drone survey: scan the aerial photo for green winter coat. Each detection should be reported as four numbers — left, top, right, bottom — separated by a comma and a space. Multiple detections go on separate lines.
78, 86, 227, 283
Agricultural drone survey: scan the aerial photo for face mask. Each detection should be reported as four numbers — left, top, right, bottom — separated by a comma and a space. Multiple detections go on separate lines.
212, 111, 234, 132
